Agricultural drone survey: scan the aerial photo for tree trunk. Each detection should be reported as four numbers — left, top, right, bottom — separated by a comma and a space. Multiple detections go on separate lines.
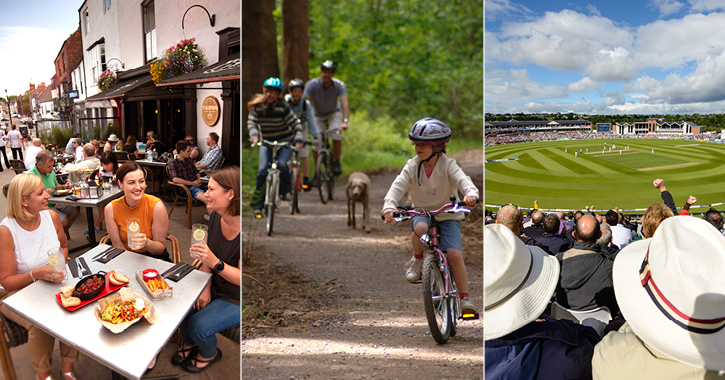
282, 0, 310, 85
242, 0, 279, 140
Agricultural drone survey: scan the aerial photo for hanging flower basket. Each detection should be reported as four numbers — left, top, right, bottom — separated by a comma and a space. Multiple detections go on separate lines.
150, 38, 207, 84
98, 69, 117, 91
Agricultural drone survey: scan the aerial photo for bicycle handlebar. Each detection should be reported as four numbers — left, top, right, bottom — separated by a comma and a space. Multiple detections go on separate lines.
380, 198, 480, 221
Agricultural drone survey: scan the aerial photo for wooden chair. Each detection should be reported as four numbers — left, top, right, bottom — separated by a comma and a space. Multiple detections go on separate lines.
165, 165, 194, 229
8, 160, 25, 175
142, 165, 156, 195
113, 151, 129, 162
0, 311, 28, 380
99, 234, 181, 264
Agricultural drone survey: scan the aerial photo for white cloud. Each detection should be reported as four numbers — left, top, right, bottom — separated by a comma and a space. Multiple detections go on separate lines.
689, 0, 725, 12
586, 47, 639, 81
568, 77, 599, 92
485, 0, 532, 21
586, 4, 602, 16
650, 0, 686, 16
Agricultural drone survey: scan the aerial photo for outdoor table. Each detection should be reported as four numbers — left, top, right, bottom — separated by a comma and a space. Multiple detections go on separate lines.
50, 184, 124, 251
3, 244, 211, 380
136, 159, 168, 194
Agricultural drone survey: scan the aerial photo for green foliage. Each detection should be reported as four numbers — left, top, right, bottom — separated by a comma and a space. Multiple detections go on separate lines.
40, 126, 74, 148
340, 111, 411, 173
308, 0, 483, 139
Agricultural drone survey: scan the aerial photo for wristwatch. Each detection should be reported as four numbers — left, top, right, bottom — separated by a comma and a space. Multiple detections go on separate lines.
343, 118, 349, 123
213, 259, 225, 274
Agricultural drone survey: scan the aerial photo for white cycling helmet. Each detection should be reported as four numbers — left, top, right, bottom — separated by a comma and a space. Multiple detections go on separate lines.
409, 118, 451, 146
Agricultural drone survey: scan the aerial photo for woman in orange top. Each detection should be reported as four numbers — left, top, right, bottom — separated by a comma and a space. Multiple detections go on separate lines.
105, 162, 171, 262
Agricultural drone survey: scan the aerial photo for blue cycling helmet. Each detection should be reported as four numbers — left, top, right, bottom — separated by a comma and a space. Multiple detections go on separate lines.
263, 77, 283, 91
409, 118, 451, 146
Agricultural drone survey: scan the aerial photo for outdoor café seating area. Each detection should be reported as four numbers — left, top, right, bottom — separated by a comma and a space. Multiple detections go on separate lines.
0, 159, 239, 380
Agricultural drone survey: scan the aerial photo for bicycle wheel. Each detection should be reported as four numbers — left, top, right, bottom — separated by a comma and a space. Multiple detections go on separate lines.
266, 173, 278, 236
327, 156, 335, 201
317, 153, 331, 204
421, 253, 451, 344
290, 166, 299, 215
448, 275, 459, 337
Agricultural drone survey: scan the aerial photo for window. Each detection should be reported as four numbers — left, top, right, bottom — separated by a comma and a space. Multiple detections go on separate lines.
83, 10, 89, 35
89, 44, 105, 85
143, 0, 156, 62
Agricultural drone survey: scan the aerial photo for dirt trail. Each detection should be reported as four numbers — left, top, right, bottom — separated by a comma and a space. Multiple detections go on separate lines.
241, 149, 483, 380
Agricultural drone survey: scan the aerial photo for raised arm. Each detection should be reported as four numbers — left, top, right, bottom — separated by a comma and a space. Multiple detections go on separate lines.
654, 179, 677, 215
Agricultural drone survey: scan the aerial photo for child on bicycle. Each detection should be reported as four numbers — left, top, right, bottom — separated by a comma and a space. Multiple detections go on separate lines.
382, 118, 479, 316
247, 77, 303, 216
285, 79, 318, 191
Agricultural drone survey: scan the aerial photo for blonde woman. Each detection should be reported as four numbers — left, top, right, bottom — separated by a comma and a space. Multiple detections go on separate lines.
0, 173, 80, 380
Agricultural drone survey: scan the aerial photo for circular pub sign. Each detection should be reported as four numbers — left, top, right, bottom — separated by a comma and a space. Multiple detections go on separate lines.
201, 96, 220, 126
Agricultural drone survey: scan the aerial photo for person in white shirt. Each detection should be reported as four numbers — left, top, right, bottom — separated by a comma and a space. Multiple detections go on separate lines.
73, 138, 83, 163
0, 127, 9, 171
24, 139, 44, 169
65, 143, 101, 183
7, 124, 23, 161
605, 209, 633, 249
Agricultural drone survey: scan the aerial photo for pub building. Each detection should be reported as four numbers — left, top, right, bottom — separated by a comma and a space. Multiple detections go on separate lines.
84, 27, 240, 167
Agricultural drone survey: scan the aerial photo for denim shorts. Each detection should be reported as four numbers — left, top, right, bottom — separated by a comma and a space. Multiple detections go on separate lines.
189, 184, 208, 199
412, 216, 462, 252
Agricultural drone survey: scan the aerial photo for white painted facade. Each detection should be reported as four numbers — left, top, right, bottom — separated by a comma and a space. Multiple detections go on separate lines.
79, 0, 121, 98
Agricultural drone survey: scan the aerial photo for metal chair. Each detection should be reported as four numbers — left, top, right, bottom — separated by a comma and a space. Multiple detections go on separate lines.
113, 151, 129, 162
8, 160, 25, 175
99, 234, 181, 264
165, 165, 194, 229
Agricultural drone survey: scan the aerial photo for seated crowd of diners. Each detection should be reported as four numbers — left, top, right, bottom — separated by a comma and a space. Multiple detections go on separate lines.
0, 133, 236, 379
485, 178, 725, 379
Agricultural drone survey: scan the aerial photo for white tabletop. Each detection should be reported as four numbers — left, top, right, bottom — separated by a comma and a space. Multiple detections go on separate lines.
136, 159, 168, 167
3, 244, 211, 380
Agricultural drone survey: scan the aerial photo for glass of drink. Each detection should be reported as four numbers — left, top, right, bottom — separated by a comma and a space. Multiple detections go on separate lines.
190, 224, 208, 258
73, 182, 81, 197
127, 218, 142, 250
47, 247, 67, 282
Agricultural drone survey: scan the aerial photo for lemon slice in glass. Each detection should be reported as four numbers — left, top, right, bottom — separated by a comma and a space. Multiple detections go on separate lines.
47, 255, 60, 267
128, 222, 140, 233
193, 228, 206, 242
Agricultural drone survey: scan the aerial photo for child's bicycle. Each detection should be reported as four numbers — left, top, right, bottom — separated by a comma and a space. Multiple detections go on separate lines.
315, 128, 338, 204
385, 196, 480, 344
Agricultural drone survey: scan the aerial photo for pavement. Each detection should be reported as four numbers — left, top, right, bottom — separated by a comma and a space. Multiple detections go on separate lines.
0, 162, 240, 380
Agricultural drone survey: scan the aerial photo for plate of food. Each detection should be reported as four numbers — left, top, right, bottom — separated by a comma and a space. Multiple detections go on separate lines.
52, 189, 72, 196
136, 268, 173, 299
56, 270, 130, 311
93, 287, 161, 333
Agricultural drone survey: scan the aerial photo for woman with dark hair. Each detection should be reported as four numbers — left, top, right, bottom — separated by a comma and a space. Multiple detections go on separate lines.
85, 151, 120, 237
104, 161, 171, 262
123, 135, 139, 160
173, 166, 240, 373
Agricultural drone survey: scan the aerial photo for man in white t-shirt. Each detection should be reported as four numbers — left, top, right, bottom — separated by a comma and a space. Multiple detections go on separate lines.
24, 138, 44, 169
7, 124, 23, 161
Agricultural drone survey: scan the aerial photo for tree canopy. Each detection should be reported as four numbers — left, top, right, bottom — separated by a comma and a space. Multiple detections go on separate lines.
306, 0, 482, 138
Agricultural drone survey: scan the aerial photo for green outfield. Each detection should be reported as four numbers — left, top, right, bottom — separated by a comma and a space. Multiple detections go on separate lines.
485, 138, 725, 213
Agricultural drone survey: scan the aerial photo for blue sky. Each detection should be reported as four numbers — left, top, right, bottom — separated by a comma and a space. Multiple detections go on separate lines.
0, 0, 81, 96
485, 0, 725, 115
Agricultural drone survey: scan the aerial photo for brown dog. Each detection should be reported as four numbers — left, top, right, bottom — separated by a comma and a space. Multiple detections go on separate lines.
347, 172, 371, 233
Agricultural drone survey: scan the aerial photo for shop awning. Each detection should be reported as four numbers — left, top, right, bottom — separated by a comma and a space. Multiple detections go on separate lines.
85, 74, 154, 100
156, 53, 240, 87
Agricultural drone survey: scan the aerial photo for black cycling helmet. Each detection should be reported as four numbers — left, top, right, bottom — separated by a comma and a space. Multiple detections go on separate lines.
408, 118, 452, 146
288, 78, 305, 90
320, 60, 337, 72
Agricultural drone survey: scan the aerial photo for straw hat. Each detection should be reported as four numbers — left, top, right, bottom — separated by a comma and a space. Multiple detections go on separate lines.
108, 134, 119, 142
614, 216, 725, 370
484, 224, 560, 340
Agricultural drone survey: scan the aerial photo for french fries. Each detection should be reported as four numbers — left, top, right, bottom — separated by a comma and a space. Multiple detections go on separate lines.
145, 277, 169, 292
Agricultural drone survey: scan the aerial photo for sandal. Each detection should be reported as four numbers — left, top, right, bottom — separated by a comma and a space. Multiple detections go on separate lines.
182, 348, 222, 373
171, 345, 198, 366
144, 352, 160, 375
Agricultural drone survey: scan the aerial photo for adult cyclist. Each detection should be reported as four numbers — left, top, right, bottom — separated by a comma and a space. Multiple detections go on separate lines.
285, 79, 318, 191
247, 77, 303, 216
304, 60, 349, 177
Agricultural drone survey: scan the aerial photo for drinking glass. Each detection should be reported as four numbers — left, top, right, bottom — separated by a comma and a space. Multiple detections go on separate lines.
127, 218, 142, 250
73, 182, 81, 197
190, 224, 208, 258
47, 247, 67, 282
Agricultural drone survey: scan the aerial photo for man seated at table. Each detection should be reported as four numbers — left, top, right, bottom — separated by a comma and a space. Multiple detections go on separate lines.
65, 143, 101, 183
27, 151, 80, 232
195, 132, 223, 171
169, 140, 208, 205
24, 138, 44, 169
103, 133, 120, 151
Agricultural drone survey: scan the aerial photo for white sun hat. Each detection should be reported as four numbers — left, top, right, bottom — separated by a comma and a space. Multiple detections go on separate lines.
484, 224, 560, 340
614, 216, 725, 370
108, 134, 119, 141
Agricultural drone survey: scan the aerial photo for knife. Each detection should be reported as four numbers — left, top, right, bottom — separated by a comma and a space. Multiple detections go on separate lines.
170, 264, 195, 282
67, 258, 79, 278
160, 262, 185, 278
98, 248, 125, 264
79, 257, 92, 277
91, 246, 115, 262
75, 258, 85, 277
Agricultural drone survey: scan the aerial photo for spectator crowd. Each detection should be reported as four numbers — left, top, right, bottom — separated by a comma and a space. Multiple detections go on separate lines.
485, 178, 725, 379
